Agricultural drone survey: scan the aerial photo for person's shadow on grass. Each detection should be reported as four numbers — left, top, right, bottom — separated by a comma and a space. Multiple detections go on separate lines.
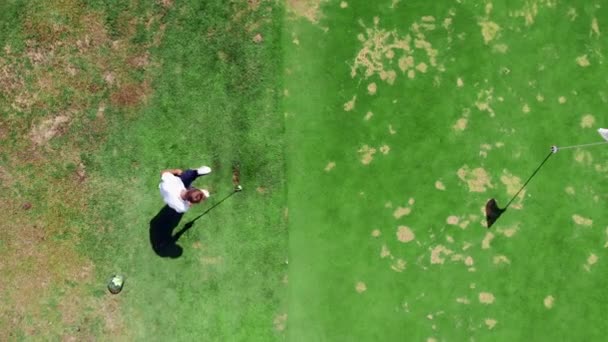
149, 205, 186, 258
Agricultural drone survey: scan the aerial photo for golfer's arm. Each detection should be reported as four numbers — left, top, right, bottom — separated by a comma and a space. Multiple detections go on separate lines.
160, 169, 183, 176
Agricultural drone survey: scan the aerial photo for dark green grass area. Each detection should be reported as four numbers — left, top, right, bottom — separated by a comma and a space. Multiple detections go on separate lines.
286, 1, 608, 341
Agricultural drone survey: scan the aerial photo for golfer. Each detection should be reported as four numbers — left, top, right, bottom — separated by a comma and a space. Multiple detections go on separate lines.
159, 166, 211, 213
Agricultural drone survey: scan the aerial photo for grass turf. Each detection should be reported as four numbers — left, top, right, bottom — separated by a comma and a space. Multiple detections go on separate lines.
285, 1, 608, 341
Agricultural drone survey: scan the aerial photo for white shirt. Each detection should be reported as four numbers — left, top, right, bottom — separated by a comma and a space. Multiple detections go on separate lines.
159, 172, 190, 213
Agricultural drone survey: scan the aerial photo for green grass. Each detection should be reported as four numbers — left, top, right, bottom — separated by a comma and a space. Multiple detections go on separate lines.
286, 1, 608, 341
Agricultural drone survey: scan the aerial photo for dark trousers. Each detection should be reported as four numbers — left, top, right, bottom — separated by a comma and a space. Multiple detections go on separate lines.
179, 169, 201, 188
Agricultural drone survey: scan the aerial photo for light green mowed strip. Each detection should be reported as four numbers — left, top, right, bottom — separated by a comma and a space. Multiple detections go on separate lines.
286, 1, 608, 340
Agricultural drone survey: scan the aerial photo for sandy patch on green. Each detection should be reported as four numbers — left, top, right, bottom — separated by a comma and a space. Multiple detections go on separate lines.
479, 4, 500, 44
572, 214, 592, 226
457, 165, 493, 192
584, 253, 598, 271
324, 161, 336, 172
482, 232, 494, 249
457, 77, 464, 87
367, 82, 377, 95
351, 15, 447, 85
592, 17, 600, 36
501, 171, 524, 209
394, 206, 411, 219
391, 258, 406, 272
456, 297, 471, 304
372, 229, 381, 237
453, 117, 468, 131
435, 180, 446, 190
574, 150, 593, 165
365, 111, 373, 120
565, 186, 575, 195
576, 55, 590, 67
344, 95, 357, 111
447, 216, 459, 225
380, 145, 390, 155
355, 281, 367, 293
485, 319, 498, 330
493, 255, 511, 264
430, 245, 453, 264
287, 0, 326, 23
581, 114, 595, 128
381, 244, 392, 258
358, 145, 376, 165
274, 313, 287, 331
544, 295, 554, 309
522, 104, 530, 113
388, 124, 397, 134
536, 93, 545, 102
340, 1, 348, 8
464, 256, 474, 266
479, 292, 495, 304
497, 224, 519, 238
397, 226, 415, 243
475, 88, 496, 116
558, 96, 567, 104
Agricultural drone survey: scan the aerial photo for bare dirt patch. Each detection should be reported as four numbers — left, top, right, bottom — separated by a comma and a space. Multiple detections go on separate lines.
584, 253, 598, 271
435, 181, 446, 190
364, 111, 373, 120
30, 115, 71, 146
581, 114, 596, 128
274, 313, 287, 331
344, 95, 356, 111
367, 82, 377, 95
558, 96, 567, 104
391, 258, 406, 272
493, 255, 510, 264
574, 150, 593, 165
396, 226, 415, 243
576, 55, 591, 67
430, 245, 453, 264
457, 165, 493, 192
355, 281, 367, 293
479, 292, 495, 304
388, 124, 397, 134
393, 207, 411, 219
380, 145, 390, 155
324, 161, 336, 172
573, 214, 592, 226
287, 0, 327, 24
456, 297, 470, 304
479, 21, 500, 44
592, 17, 600, 36
482, 232, 494, 249
371, 229, 381, 237
544, 295, 554, 309
565, 186, 575, 195
501, 171, 524, 209
358, 145, 376, 165
447, 216, 459, 225
381, 244, 392, 258
453, 117, 468, 131
485, 319, 497, 330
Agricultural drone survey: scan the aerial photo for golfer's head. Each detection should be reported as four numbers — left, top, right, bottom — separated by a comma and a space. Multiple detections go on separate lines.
185, 189, 209, 203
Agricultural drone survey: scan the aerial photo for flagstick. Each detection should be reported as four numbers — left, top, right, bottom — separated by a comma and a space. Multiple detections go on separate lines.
503, 150, 554, 210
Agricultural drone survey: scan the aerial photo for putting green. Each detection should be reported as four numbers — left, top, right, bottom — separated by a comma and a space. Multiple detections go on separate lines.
285, 0, 608, 340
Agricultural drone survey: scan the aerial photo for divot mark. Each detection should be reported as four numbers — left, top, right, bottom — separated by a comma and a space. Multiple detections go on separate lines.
324, 162, 336, 172
581, 114, 595, 128
344, 95, 357, 111
435, 181, 446, 191
394, 207, 411, 219
544, 295, 554, 309
355, 281, 367, 293
485, 319, 497, 330
358, 145, 376, 165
